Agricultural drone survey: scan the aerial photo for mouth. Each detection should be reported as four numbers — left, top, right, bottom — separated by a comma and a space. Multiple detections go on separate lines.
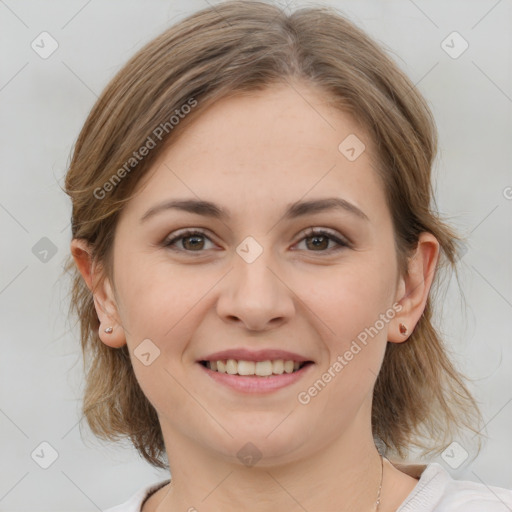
199, 359, 313, 377
197, 348, 315, 393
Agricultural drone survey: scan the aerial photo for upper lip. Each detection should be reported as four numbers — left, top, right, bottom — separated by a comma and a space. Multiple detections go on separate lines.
199, 348, 312, 363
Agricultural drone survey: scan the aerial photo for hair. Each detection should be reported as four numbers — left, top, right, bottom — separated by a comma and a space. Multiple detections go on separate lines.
62, 0, 484, 469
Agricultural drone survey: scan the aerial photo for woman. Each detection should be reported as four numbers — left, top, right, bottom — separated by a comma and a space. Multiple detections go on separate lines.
64, 1, 512, 511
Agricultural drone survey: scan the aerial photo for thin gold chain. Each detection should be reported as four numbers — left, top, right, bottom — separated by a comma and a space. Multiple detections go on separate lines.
375, 455, 384, 511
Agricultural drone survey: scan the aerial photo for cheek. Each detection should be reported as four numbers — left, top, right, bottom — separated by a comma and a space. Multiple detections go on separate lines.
115, 254, 209, 341
116, 260, 210, 417
301, 264, 392, 421
301, 255, 396, 346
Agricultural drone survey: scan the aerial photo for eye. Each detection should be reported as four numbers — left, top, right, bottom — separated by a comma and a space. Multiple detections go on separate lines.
163, 229, 216, 252
162, 227, 350, 255
294, 228, 350, 253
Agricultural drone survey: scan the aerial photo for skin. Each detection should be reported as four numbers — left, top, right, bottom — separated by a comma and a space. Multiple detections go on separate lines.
72, 81, 439, 512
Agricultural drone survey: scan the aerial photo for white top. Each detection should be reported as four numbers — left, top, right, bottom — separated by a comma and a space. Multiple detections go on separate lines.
104, 462, 512, 512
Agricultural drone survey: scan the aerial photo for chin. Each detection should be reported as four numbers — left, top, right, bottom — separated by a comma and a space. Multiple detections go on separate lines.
203, 420, 314, 468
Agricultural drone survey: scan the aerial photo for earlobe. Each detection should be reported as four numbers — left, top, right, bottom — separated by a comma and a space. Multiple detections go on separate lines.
389, 232, 440, 344
99, 323, 127, 348
70, 239, 127, 348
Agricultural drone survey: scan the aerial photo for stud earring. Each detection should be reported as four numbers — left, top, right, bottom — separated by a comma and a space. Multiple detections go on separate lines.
104, 326, 113, 334
399, 323, 408, 335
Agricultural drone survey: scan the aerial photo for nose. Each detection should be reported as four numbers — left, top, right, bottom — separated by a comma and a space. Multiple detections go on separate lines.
216, 248, 296, 332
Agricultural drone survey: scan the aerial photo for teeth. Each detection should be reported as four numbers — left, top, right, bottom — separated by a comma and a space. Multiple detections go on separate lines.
226, 359, 238, 375
206, 359, 306, 376
273, 359, 284, 374
237, 360, 255, 375
255, 360, 273, 376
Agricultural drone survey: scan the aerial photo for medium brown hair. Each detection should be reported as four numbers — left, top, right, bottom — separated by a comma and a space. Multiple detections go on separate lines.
62, 0, 484, 469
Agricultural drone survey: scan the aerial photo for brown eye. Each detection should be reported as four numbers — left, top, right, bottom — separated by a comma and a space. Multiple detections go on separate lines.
163, 230, 214, 252
181, 234, 206, 250
296, 228, 349, 253
305, 234, 330, 251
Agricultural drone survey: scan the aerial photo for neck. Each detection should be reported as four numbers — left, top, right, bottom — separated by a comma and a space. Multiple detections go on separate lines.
154, 418, 383, 512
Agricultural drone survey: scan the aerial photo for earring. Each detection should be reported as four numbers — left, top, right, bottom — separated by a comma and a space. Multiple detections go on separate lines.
399, 323, 408, 335
104, 326, 113, 334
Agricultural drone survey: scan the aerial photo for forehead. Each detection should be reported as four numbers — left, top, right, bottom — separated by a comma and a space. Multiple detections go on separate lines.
122, 82, 386, 224
160, 83, 372, 166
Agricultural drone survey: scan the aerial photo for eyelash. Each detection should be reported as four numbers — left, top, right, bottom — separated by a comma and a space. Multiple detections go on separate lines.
162, 227, 350, 255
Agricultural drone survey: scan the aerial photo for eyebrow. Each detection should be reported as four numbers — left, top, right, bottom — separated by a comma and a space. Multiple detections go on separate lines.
139, 197, 370, 224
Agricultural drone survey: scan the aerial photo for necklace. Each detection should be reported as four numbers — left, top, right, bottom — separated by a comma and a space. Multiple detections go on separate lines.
375, 455, 384, 511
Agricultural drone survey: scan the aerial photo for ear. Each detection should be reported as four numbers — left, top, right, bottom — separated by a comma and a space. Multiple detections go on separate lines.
70, 239, 126, 348
389, 232, 440, 343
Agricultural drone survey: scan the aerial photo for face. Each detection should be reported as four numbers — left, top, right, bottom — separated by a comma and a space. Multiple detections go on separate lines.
104, 82, 404, 466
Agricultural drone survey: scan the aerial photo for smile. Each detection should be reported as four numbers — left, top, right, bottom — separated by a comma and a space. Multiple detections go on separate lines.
198, 359, 314, 393
200, 359, 311, 376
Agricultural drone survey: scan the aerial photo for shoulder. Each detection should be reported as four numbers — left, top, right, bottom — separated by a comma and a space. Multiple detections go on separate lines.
396, 462, 512, 512
436, 467, 512, 512
104, 479, 171, 512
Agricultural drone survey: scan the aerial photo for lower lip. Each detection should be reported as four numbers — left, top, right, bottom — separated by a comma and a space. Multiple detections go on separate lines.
198, 362, 314, 393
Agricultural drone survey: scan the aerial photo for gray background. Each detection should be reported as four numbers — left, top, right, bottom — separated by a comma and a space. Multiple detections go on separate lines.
1, 0, 511, 510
